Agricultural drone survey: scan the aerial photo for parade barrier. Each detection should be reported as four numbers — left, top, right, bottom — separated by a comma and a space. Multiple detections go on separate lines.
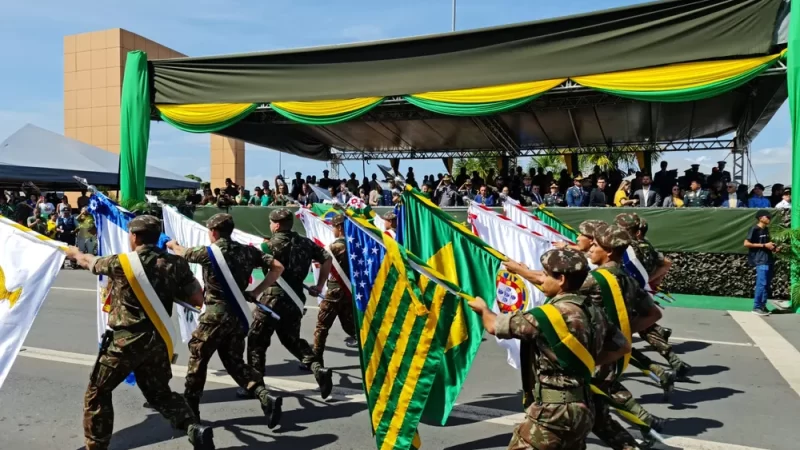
181, 205, 788, 300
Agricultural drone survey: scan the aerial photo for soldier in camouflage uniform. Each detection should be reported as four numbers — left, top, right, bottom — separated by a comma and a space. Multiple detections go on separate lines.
383, 211, 398, 239
65, 216, 213, 450
166, 213, 286, 428
469, 248, 630, 450
313, 214, 357, 365
242, 208, 335, 399
582, 224, 666, 449
615, 213, 691, 378
554, 219, 607, 254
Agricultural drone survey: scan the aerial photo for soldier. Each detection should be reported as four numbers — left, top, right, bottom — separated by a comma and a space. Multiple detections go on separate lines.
383, 211, 398, 239
617, 214, 692, 378
166, 213, 286, 428
543, 182, 566, 207
554, 219, 606, 253
241, 208, 335, 399
65, 216, 213, 450
683, 180, 709, 207
582, 224, 667, 448
313, 214, 358, 365
467, 248, 630, 450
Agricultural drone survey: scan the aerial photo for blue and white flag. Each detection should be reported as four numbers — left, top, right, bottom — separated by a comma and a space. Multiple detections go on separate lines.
0, 217, 65, 389
623, 247, 652, 293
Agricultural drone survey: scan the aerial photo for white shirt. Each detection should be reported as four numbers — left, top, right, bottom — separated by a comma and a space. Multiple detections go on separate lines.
776, 199, 791, 209
641, 187, 650, 207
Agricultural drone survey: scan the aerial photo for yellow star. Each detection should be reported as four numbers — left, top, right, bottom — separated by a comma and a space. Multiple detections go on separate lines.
0, 264, 22, 309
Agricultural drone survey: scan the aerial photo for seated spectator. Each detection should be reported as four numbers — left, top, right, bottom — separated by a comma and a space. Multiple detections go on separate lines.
335, 182, 351, 204
235, 186, 250, 205
420, 183, 433, 198
721, 182, 745, 208
614, 180, 637, 207
369, 185, 383, 206
566, 176, 585, 207
543, 183, 566, 207
248, 187, 265, 206
271, 184, 293, 206
223, 178, 239, 197
770, 184, 785, 207
631, 174, 660, 207
662, 186, 685, 207
297, 183, 319, 206
776, 188, 791, 209
684, 180, 709, 207
528, 184, 544, 205
588, 176, 609, 207
474, 185, 495, 206
499, 186, 512, 205
708, 180, 725, 207
748, 184, 771, 208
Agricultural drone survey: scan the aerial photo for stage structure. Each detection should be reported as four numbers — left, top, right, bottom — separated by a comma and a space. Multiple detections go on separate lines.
115, 0, 800, 307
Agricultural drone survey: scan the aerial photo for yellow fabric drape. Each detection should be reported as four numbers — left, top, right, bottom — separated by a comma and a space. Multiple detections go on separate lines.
563, 155, 574, 176
634, 151, 646, 170
271, 97, 383, 116
412, 79, 566, 103
156, 103, 255, 125
573, 52, 783, 91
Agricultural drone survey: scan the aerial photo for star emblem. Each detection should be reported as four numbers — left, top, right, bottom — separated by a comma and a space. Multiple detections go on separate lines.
371, 247, 379, 255
356, 293, 363, 301
347, 237, 354, 243
359, 281, 366, 289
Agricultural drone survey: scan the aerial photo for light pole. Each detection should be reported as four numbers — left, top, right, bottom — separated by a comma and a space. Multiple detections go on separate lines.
452, 0, 456, 32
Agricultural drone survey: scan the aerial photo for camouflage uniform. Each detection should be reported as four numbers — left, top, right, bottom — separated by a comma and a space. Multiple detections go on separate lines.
580, 225, 661, 449
247, 209, 333, 393
84, 216, 209, 450
181, 214, 281, 422
683, 189, 709, 207
616, 214, 689, 375
313, 214, 356, 363
497, 249, 626, 450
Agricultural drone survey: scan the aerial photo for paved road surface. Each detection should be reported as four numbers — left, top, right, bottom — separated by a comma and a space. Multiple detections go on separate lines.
1, 270, 798, 449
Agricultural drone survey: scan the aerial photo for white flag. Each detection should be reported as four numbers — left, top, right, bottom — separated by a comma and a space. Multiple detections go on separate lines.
503, 202, 573, 243
295, 208, 334, 301
468, 204, 551, 369
0, 217, 65, 389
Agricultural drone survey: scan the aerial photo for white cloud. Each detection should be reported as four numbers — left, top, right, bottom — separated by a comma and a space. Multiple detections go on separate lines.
751, 142, 791, 166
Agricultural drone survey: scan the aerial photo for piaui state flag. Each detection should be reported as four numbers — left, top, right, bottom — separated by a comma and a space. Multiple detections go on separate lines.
502, 198, 575, 243
401, 186, 505, 424
0, 216, 65, 389
345, 212, 459, 450
467, 204, 550, 369
296, 208, 335, 301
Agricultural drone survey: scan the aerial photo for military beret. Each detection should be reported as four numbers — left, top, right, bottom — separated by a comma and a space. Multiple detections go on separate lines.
330, 214, 345, 226
594, 224, 632, 250
207, 213, 234, 230
614, 213, 641, 230
578, 219, 606, 238
540, 248, 588, 275
269, 208, 293, 223
383, 211, 397, 221
128, 215, 161, 234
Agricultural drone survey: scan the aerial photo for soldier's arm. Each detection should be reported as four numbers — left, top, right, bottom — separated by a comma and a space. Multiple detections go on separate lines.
597, 328, 631, 366
329, 240, 349, 276
249, 248, 284, 301
630, 288, 661, 333
65, 246, 101, 271
310, 240, 332, 293
467, 297, 540, 339
175, 259, 204, 307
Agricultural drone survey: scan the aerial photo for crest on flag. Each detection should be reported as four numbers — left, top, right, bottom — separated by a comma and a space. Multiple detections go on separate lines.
99, 278, 112, 313
494, 270, 529, 313
0, 264, 23, 309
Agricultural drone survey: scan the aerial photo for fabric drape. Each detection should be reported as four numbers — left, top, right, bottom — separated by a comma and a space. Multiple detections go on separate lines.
156, 103, 257, 133
119, 51, 151, 208
270, 99, 383, 125
788, 0, 799, 311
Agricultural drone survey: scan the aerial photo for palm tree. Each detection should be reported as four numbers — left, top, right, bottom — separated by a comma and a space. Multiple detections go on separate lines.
453, 157, 499, 177
526, 155, 566, 173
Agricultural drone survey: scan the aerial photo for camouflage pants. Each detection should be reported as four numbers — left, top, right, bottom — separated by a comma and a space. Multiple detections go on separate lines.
84, 331, 196, 450
507, 402, 594, 450
185, 310, 264, 400
313, 299, 356, 356
639, 324, 683, 368
591, 381, 648, 450
247, 295, 316, 377
630, 347, 667, 379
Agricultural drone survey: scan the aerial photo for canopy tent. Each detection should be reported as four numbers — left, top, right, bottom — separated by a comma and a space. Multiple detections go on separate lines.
0, 124, 199, 191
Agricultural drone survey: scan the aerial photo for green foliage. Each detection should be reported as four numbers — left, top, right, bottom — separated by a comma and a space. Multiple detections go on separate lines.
770, 227, 800, 309
452, 157, 499, 177
157, 174, 202, 203
526, 155, 565, 173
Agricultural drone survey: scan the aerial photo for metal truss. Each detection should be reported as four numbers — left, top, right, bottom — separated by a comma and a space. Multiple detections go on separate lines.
332, 138, 734, 161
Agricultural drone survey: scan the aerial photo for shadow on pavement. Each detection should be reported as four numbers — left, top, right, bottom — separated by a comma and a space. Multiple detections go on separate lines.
423, 392, 522, 427
444, 432, 513, 449
215, 433, 339, 449
639, 386, 744, 411
682, 364, 729, 376
662, 416, 724, 437
103, 413, 195, 450
671, 340, 712, 354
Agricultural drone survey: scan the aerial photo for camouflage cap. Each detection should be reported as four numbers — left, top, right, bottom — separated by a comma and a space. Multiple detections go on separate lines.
614, 212, 641, 230
594, 224, 632, 249
128, 215, 161, 234
269, 208, 293, 223
206, 213, 234, 230
578, 219, 606, 238
540, 248, 588, 274
383, 211, 397, 221
330, 213, 345, 226
639, 217, 648, 232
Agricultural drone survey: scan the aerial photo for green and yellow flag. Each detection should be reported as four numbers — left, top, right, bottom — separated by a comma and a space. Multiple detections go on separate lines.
345, 212, 462, 449
400, 186, 505, 424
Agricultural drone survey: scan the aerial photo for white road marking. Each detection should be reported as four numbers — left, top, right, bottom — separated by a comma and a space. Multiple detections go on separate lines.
16, 345, 767, 449
668, 336, 756, 348
729, 310, 800, 399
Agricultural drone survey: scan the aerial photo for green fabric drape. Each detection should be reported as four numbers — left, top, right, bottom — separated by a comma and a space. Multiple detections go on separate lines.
592, 63, 776, 103
159, 104, 258, 133
533, 207, 578, 242
789, 0, 799, 311
119, 51, 151, 208
403, 95, 535, 116
270, 99, 383, 125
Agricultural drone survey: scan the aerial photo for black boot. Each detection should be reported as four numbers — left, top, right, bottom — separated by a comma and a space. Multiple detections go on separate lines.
659, 370, 676, 400
260, 394, 283, 429
344, 336, 359, 348
676, 362, 692, 379
314, 365, 333, 399
143, 401, 155, 410
297, 362, 312, 372
187, 423, 214, 450
236, 387, 255, 399
659, 327, 672, 341
185, 395, 201, 420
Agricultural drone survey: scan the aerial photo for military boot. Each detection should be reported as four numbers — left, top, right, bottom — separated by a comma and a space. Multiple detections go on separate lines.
657, 369, 676, 400
187, 423, 214, 450
254, 386, 283, 429
667, 352, 692, 379
344, 336, 359, 348
658, 327, 672, 341
312, 362, 333, 399
184, 394, 201, 420
235, 387, 255, 399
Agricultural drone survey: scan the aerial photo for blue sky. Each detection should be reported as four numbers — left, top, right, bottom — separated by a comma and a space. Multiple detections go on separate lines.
0, 0, 792, 189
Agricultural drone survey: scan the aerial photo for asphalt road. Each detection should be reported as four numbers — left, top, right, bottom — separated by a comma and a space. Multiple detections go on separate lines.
1, 269, 798, 450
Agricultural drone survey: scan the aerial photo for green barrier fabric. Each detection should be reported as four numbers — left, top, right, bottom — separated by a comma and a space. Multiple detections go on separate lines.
188, 206, 777, 255
403, 95, 537, 116
119, 51, 150, 208
159, 104, 258, 133
270, 100, 383, 125
789, 0, 800, 310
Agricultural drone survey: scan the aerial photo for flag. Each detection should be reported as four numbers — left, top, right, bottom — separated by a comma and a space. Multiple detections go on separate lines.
502, 200, 575, 243
346, 212, 459, 450
295, 208, 336, 301
0, 217, 65, 388
401, 186, 505, 424
467, 204, 550, 368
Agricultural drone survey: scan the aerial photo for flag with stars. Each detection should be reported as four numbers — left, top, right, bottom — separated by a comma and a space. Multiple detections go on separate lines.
345, 212, 459, 450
